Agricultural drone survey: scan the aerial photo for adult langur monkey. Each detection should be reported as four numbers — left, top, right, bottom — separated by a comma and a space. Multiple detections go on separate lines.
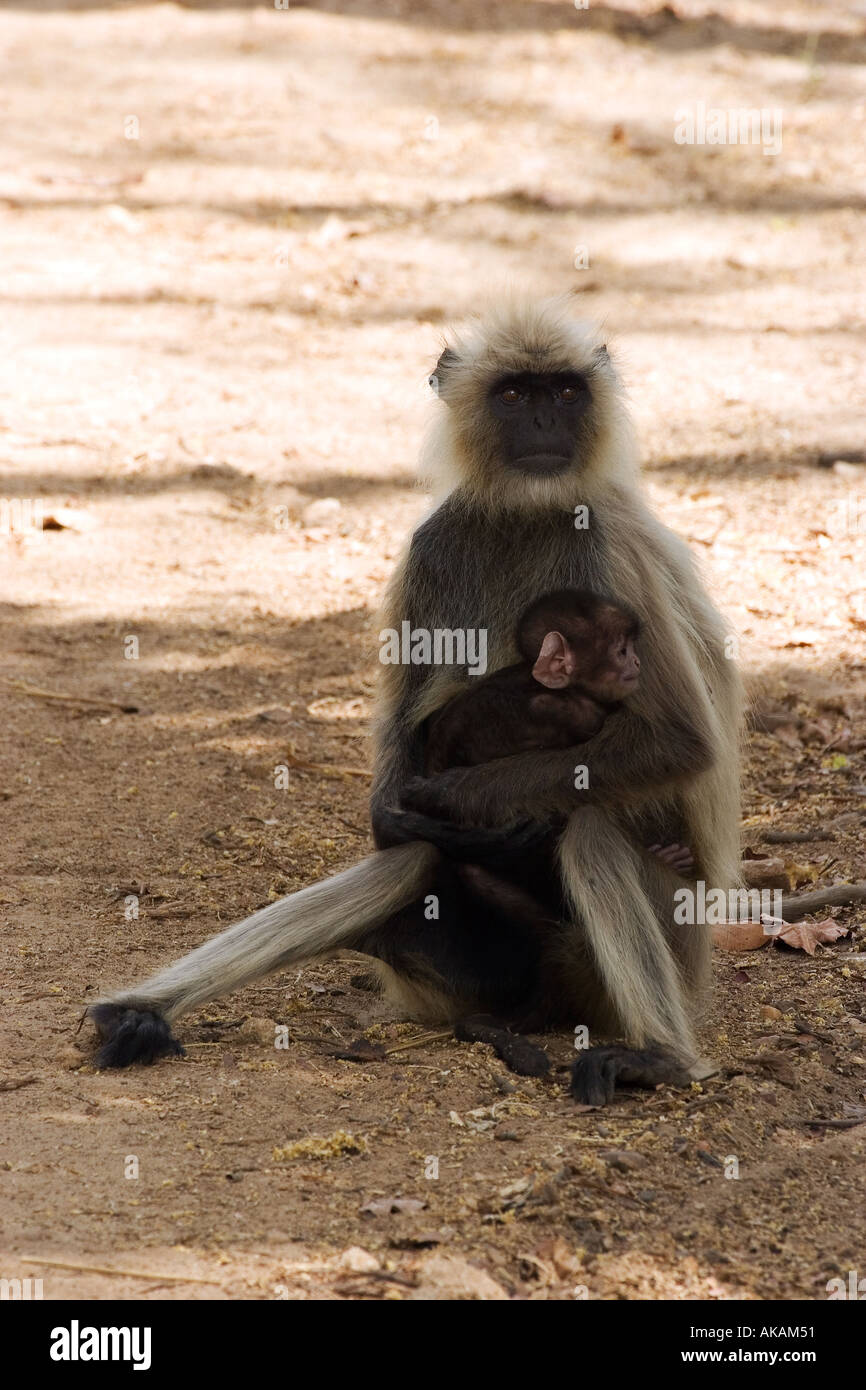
92, 295, 742, 1104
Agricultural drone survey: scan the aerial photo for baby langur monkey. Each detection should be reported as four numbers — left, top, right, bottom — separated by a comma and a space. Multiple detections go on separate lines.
421, 588, 692, 875
426, 588, 641, 772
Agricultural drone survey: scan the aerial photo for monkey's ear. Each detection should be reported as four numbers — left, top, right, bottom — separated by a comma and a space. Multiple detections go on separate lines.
592, 344, 610, 366
428, 346, 460, 398
532, 631, 575, 690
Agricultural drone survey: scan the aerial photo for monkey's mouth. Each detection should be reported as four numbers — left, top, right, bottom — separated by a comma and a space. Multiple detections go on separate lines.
511, 454, 573, 475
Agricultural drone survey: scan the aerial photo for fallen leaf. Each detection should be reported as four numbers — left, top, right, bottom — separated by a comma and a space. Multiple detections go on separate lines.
777, 918, 850, 955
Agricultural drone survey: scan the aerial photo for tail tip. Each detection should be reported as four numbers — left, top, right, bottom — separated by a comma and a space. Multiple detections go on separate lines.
90, 1002, 185, 1069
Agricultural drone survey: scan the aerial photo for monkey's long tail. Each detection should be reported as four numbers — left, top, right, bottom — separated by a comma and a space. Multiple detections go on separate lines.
90, 841, 438, 1068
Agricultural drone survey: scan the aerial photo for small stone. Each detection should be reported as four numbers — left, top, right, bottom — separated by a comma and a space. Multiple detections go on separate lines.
237, 1016, 275, 1046
55, 1045, 86, 1071
338, 1246, 379, 1273
301, 497, 342, 529
600, 1149, 647, 1173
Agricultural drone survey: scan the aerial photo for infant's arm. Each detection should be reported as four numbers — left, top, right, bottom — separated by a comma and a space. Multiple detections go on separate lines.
425, 664, 538, 774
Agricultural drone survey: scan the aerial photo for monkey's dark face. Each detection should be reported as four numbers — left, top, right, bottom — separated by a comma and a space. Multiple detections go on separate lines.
582, 626, 641, 704
488, 372, 592, 475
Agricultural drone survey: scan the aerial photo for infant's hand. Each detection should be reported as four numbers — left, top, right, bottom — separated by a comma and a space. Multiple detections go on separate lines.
648, 842, 694, 875
399, 772, 465, 821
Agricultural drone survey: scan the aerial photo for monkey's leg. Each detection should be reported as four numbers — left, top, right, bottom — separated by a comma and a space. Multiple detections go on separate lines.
557, 809, 699, 1104
437, 867, 555, 1078
92, 841, 438, 1068
359, 860, 545, 1026
363, 863, 554, 1076
459, 863, 557, 933
641, 831, 712, 1011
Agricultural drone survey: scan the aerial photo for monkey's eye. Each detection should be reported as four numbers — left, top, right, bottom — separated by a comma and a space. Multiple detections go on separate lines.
500, 387, 523, 405
559, 385, 580, 403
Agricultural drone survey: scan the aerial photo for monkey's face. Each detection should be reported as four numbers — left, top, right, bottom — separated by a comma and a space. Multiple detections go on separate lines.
424, 298, 633, 510
589, 630, 641, 703
487, 373, 592, 476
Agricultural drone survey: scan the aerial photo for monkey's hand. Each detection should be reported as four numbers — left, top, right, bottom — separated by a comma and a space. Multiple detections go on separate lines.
648, 842, 694, 875
399, 771, 489, 824
380, 801, 550, 864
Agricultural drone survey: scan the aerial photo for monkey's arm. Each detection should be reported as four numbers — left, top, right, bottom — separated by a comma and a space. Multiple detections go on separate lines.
377, 807, 553, 866
399, 723, 706, 825
369, 535, 528, 856
369, 539, 435, 849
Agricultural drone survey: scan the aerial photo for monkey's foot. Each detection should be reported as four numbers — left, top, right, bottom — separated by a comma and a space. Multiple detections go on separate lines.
454, 1014, 551, 1078
90, 1003, 185, 1069
647, 842, 694, 875
571, 1045, 690, 1106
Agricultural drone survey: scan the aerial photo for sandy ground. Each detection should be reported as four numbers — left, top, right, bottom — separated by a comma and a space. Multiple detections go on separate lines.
1, 0, 865, 1301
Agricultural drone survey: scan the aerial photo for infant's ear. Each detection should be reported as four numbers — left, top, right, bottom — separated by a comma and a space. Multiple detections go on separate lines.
532, 631, 572, 689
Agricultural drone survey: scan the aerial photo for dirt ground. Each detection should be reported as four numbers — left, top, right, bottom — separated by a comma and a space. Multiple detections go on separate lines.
1, 0, 865, 1302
